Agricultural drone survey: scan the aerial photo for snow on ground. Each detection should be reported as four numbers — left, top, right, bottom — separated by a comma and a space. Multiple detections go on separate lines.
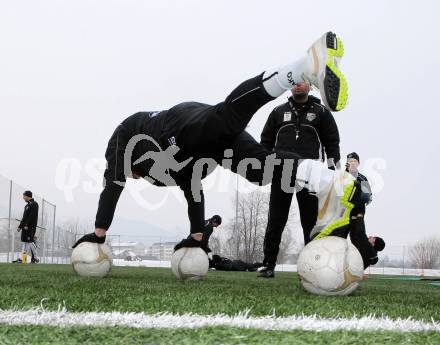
1, 255, 439, 277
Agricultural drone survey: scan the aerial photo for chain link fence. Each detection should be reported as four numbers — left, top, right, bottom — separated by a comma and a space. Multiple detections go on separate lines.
0, 175, 57, 263
1, 174, 439, 276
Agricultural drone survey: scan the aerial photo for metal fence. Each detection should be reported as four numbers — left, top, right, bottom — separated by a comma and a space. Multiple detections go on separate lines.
1, 174, 438, 276
0, 174, 57, 263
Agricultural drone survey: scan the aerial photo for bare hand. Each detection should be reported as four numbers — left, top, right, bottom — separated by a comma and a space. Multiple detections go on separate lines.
191, 233, 203, 241
95, 228, 107, 238
24, 226, 28, 230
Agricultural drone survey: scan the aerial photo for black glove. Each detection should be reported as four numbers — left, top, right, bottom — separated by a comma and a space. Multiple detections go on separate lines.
72, 232, 106, 248
174, 237, 201, 251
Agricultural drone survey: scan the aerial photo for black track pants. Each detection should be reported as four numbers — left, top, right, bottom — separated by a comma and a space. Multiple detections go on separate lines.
262, 187, 318, 268
296, 188, 318, 245
95, 74, 300, 231
262, 180, 294, 268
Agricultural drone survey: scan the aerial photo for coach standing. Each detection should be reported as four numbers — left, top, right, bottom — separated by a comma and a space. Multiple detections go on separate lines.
13, 190, 39, 263
259, 81, 341, 277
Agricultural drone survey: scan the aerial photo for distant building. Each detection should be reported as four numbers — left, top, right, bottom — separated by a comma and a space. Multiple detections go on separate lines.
110, 241, 146, 258
146, 242, 178, 260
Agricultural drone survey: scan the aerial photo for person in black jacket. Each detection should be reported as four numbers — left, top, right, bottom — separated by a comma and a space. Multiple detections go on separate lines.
175, 215, 264, 271
209, 255, 263, 272
311, 152, 385, 268
346, 152, 371, 217
350, 218, 385, 269
345, 152, 385, 268
174, 215, 222, 254
13, 191, 39, 263
259, 81, 340, 278
72, 32, 350, 251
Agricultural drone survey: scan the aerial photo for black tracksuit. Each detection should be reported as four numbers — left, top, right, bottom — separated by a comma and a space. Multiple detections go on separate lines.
350, 172, 371, 216
174, 220, 215, 253
209, 255, 261, 272
349, 171, 376, 268
260, 96, 340, 268
330, 170, 376, 268
350, 218, 378, 269
95, 74, 301, 234
19, 199, 39, 243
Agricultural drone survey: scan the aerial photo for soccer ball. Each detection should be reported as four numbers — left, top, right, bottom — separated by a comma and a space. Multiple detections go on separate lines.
71, 242, 113, 277
171, 247, 209, 281
297, 237, 364, 296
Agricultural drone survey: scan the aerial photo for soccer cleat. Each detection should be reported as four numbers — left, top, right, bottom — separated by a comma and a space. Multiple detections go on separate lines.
72, 232, 106, 248
31, 258, 40, 264
257, 267, 275, 278
310, 171, 359, 241
303, 32, 348, 111
12, 258, 22, 263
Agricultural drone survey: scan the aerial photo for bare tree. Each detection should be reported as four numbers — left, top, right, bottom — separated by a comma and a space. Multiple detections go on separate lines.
57, 218, 94, 250
222, 190, 298, 263
222, 191, 267, 262
208, 234, 223, 255
409, 236, 440, 269
277, 226, 295, 264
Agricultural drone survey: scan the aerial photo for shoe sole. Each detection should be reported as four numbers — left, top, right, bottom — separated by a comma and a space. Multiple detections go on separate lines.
310, 32, 348, 111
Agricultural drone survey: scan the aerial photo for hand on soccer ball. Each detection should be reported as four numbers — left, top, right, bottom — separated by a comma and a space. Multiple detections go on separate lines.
174, 237, 201, 251
72, 232, 106, 248
191, 233, 203, 241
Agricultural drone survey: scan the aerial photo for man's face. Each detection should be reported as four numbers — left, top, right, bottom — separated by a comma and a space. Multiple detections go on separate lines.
291, 81, 310, 97
368, 236, 376, 246
23, 195, 30, 202
347, 158, 359, 173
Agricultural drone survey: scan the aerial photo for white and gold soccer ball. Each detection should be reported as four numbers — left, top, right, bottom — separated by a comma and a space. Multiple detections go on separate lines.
297, 236, 364, 296
171, 247, 209, 281
71, 242, 113, 277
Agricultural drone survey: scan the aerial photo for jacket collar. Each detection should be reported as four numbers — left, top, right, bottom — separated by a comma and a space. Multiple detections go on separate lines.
288, 95, 321, 109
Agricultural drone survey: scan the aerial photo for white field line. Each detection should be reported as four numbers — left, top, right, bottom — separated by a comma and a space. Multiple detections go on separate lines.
0, 309, 439, 332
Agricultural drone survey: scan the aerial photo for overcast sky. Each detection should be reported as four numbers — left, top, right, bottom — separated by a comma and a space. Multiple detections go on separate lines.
1, 0, 439, 253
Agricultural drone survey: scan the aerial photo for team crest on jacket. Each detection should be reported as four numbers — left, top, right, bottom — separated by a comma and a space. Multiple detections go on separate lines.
283, 112, 291, 122
306, 113, 316, 122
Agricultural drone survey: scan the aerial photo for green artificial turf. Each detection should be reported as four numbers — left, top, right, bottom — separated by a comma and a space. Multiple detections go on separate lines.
1, 326, 440, 345
0, 263, 439, 322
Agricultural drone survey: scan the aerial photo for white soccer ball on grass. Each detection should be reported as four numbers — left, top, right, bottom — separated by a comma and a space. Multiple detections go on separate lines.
297, 236, 364, 296
171, 247, 209, 281
71, 242, 113, 277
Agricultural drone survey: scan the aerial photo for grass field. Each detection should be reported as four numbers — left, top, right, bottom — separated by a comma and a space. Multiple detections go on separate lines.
1, 263, 440, 344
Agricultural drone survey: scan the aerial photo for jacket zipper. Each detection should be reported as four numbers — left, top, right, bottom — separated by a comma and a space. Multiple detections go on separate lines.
274, 123, 323, 161
274, 123, 295, 148
300, 124, 323, 161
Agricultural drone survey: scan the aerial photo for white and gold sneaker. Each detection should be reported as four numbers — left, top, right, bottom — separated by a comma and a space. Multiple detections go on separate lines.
303, 32, 348, 112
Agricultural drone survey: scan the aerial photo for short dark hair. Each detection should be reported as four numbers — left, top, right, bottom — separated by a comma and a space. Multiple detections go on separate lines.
23, 190, 33, 198
347, 152, 360, 162
210, 215, 222, 225
374, 237, 385, 251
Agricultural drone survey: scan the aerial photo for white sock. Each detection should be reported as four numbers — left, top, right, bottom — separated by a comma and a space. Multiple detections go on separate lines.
262, 55, 308, 97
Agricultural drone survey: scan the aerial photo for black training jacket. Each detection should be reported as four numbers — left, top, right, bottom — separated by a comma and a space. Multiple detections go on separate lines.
351, 172, 372, 216
260, 95, 340, 167
18, 199, 39, 230
349, 218, 378, 269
